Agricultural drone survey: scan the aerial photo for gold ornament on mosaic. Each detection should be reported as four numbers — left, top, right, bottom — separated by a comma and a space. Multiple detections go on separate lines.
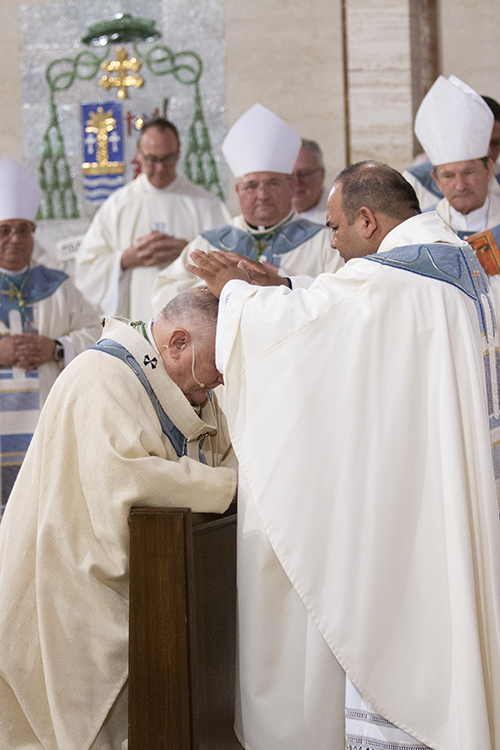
83, 107, 124, 177
99, 47, 144, 100
24, 6, 227, 221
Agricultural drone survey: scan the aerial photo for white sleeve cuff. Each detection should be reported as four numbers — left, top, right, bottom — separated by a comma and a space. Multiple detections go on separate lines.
57, 335, 75, 367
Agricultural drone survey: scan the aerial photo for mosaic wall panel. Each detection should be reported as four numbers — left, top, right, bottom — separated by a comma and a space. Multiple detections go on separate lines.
19, 0, 227, 260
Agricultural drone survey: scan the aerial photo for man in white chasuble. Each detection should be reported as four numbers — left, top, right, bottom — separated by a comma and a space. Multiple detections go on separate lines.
0, 286, 237, 749
187, 161, 500, 750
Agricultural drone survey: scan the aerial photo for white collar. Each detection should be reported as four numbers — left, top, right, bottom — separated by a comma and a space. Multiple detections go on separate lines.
378, 211, 467, 254
243, 210, 296, 234
0, 264, 29, 275
146, 319, 160, 354
449, 196, 489, 232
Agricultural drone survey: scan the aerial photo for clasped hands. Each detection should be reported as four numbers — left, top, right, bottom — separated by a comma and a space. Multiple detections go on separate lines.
0, 333, 57, 370
186, 250, 290, 298
121, 231, 188, 270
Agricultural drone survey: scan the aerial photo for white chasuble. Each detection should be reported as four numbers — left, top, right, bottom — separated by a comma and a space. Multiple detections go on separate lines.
0, 318, 236, 750
220, 233, 500, 750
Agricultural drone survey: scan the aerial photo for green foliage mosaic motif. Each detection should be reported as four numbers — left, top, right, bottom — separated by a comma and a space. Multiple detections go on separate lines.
38, 17, 224, 220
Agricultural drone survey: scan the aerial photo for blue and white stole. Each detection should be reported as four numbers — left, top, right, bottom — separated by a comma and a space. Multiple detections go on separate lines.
90, 338, 211, 464
0, 265, 67, 513
201, 217, 324, 266
366, 243, 500, 485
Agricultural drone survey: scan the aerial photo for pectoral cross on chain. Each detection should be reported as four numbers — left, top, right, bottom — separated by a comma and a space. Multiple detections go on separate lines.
252, 233, 273, 261
1, 288, 14, 303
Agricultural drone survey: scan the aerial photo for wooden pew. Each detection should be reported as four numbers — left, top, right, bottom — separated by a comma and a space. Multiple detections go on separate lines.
128, 505, 241, 750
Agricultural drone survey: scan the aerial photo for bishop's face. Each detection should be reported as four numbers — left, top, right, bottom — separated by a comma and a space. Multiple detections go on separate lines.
432, 158, 493, 215
0, 219, 35, 271
236, 172, 294, 227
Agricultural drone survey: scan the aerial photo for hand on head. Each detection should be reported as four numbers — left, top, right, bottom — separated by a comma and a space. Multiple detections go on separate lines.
186, 250, 252, 298
186, 250, 290, 296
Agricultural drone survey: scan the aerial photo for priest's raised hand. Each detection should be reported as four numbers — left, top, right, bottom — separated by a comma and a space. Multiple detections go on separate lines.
186, 249, 252, 297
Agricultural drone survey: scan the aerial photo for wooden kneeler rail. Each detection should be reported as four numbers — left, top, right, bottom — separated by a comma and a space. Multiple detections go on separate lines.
128, 505, 241, 750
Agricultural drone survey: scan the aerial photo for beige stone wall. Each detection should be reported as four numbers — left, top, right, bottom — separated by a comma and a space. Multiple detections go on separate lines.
439, 0, 500, 103
225, 0, 345, 211
345, 0, 413, 172
1, 0, 26, 160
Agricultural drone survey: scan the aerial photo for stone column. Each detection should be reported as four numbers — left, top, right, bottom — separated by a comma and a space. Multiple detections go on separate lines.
342, 0, 439, 171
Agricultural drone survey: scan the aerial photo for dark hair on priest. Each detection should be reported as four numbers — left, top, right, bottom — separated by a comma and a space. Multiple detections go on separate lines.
138, 117, 180, 147
334, 161, 421, 224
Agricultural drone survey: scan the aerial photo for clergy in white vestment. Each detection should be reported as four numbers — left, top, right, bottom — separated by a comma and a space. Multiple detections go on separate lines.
187, 162, 500, 750
74, 117, 231, 321
0, 286, 237, 750
0, 157, 101, 512
292, 138, 329, 224
403, 93, 500, 211
412, 76, 500, 322
151, 104, 343, 312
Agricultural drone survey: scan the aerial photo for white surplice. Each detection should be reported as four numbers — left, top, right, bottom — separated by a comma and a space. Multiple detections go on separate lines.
217, 212, 500, 750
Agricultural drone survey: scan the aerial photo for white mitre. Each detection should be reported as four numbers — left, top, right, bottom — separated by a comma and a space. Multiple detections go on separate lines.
0, 157, 42, 222
222, 103, 302, 178
415, 75, 494, 166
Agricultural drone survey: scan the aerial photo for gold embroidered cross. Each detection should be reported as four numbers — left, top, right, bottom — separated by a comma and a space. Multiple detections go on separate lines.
99, 47, 144, 100
252, 234, 274, 261
1, 288, 15, 303
1, 282, 26, 309
85, 108, 116, 166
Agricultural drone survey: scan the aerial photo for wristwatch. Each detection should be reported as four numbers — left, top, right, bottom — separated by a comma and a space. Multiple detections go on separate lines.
53, 339, 64, 363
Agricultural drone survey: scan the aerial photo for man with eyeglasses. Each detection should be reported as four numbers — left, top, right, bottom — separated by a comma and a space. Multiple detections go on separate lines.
75, 117, 230, 321
292, 139, 329, 224
0, 157, 100, 513
152, 105, 343, 311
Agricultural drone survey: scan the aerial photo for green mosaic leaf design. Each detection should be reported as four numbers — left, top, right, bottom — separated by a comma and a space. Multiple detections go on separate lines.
38, 49, 108, 219
38, 29, 225, 220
